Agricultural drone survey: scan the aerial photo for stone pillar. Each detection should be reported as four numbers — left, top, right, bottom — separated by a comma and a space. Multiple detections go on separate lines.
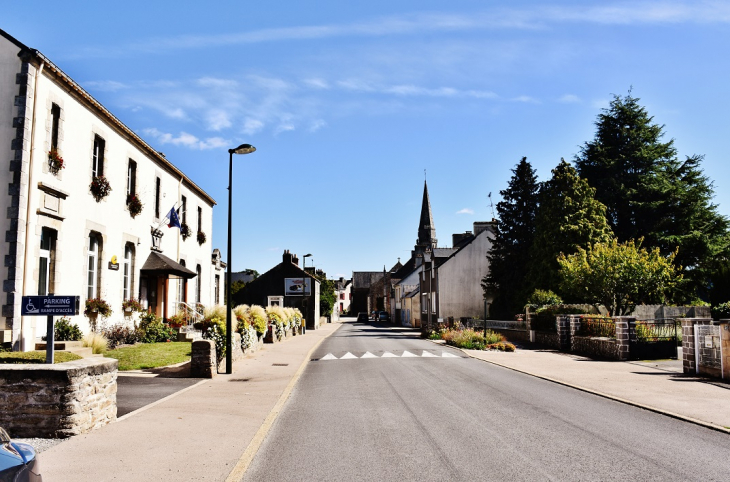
680, 318, 713, 375
568, 315, 581, 352
191, 339, 217, 378
720, 321, 730, 380
557, 316, 571, 352
614, 316, 633, 361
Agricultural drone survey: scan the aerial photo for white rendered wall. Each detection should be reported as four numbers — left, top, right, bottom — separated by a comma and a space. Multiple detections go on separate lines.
7, 58, 216, 347
437, 231, 494, 320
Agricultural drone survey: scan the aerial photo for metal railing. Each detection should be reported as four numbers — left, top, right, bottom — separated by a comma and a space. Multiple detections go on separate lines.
577, 316, 616, 338
176, 301, 204, 329
633, 319, 678, 342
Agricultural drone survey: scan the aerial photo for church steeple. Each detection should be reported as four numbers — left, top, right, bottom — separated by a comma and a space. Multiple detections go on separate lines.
415, 180, 437, 253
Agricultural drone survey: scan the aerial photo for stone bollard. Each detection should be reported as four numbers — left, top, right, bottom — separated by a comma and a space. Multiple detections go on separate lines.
557, 316, 571, 352
720, 321, 730, 380
614, 317, 633, 361
191, 339, 217, 378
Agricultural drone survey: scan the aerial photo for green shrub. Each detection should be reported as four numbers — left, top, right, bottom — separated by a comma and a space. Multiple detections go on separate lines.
441, 328, 505, 350
712, 301, 730, 320
138, 312, 177, 343
526, 289, 563, 307
532, 305, 586, 332
102, 323, 141, 349
42, 317, 82, 342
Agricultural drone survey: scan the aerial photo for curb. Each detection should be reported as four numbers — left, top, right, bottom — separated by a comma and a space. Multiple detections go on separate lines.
225, 323, 344, 482
429, 340, 730, 435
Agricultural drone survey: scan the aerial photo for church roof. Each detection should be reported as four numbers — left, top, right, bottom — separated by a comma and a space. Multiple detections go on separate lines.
416, 181, 437, 249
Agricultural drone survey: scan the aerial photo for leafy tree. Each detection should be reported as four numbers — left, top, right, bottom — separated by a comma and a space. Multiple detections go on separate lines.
575, 92, 729, 298
529, 160, 613, 295
244, 268, 260, 279
558, 239, 681, 316
483, 157, 540, 317
313, 273, 336, 317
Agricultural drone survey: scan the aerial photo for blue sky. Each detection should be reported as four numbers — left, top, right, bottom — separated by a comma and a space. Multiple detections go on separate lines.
6, 1, 730, 279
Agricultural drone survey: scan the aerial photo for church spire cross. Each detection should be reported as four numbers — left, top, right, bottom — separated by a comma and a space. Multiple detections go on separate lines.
416, 180, 437, 251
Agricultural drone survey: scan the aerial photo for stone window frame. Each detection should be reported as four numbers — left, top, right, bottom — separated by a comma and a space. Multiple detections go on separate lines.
122, 242, 135, 301
42, 97, 65, 179
178, 258, 187, 304
32, 219, 63, 298
83, 222, 106, 302
92, 134, 106, 178
195, 264, 202, 304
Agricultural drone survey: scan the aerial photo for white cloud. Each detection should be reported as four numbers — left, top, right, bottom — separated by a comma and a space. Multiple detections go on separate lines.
512, 95, 540, 104
243, 118, 265, 135
303, 78, 330, 89
206, 110, 232, 131
275, 123, 296, 135
309, 119, 327, 132
558, 94, 581, 104
85, 80, 128, 92
456, 208, 474, 215
142, 128, 229, 150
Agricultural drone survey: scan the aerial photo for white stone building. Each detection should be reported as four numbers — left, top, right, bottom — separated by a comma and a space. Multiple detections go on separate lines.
0, 29, 220, 350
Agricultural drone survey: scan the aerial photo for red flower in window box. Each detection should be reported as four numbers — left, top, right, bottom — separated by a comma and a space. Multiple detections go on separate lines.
197, 230, 207, 245
90, 175, 112, 202
127, 194, 143, 218
48, 149, 65, 173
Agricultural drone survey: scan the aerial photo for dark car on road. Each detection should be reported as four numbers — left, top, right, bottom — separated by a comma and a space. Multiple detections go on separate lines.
377, 311, 390, 322
356, 312, 369, 322
0, 427, 41, 481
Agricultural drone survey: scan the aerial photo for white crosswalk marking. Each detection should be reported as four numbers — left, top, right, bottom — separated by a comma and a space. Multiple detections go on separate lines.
317, 351, 462, 360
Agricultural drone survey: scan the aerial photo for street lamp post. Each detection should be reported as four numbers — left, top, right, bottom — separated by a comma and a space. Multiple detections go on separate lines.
226, 143, 256, 375
302, 253, 311, 331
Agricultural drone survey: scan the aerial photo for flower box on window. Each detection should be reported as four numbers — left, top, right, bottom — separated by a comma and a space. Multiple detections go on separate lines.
181, 223, 191, 240
197, 230, 206, 245
127, 194, 143, 218
48, 149, 65, 174
90, 176, 112, 202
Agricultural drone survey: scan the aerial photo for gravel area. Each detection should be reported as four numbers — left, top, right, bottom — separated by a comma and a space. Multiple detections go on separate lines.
12, 437, 67, 453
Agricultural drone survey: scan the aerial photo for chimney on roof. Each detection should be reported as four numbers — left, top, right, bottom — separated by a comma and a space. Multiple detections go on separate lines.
293, 254, 299, 266
283, 249, 293, 265
452, 231, 473, 246
473, 221, 495, 236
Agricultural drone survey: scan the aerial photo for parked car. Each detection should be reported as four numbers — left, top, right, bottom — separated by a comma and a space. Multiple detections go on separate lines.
378, 311, 390, 322
0, 427, 42, 481
356, 312, 369, 323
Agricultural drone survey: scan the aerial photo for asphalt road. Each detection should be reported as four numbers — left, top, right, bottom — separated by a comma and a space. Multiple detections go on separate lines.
116, 375, 202, 417
244, 320, 730, 481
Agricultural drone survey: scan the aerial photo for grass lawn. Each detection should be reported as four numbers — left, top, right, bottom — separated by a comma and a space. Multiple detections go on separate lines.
0, 351, 83, 364
103, 342, 191, 371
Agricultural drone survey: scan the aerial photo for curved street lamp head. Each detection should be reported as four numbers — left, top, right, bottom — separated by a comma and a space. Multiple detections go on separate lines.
303, 253, 312, 258
229, 144, 256, 155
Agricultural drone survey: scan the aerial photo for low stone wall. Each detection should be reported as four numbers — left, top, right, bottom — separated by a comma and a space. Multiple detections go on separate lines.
191, 339, 217, 378
534, 331, 560, 349
571, 335, 620, 360
0, 357, 117, 438
489, 327, 529, 343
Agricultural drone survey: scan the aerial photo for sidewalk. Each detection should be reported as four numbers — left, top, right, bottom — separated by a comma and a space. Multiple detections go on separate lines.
40, 321, 342, 482
459, 343, 730, 431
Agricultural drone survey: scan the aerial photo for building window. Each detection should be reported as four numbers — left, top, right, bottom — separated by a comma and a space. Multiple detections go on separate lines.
123, 243, 134, 300
127, 160, 137, 198
197, 206, 202, 233
92, 135, 105, 177
181, 196, 187, 224
38, 228, 57, 295
195, 264, 202, 303
340, 293, 345, 300
87, 233, 101, 299
51, 104, 61, 150
215, 274, 220, 304
155, 177, 161, 218
179, 260, 187, 304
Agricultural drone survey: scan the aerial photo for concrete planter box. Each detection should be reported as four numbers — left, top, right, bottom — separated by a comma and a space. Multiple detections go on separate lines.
0, 357, 118, 438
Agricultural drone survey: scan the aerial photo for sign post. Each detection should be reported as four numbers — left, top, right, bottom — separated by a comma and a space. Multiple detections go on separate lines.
21, 296, 80, 364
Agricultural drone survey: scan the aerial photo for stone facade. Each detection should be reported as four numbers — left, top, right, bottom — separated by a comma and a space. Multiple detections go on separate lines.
680, 318, 714, 375
0, 357, 117, 438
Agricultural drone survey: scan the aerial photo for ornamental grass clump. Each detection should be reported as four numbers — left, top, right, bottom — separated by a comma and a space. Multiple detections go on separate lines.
248, 305, 267, 337
234, 305, 257, 351
266, 305, 286, 340
83, 331, 109, 354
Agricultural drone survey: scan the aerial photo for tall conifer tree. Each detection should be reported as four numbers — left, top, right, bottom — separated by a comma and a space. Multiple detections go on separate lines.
575, 92, 729, 299
483, 157, 539, 317
529, 160, 613, 296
